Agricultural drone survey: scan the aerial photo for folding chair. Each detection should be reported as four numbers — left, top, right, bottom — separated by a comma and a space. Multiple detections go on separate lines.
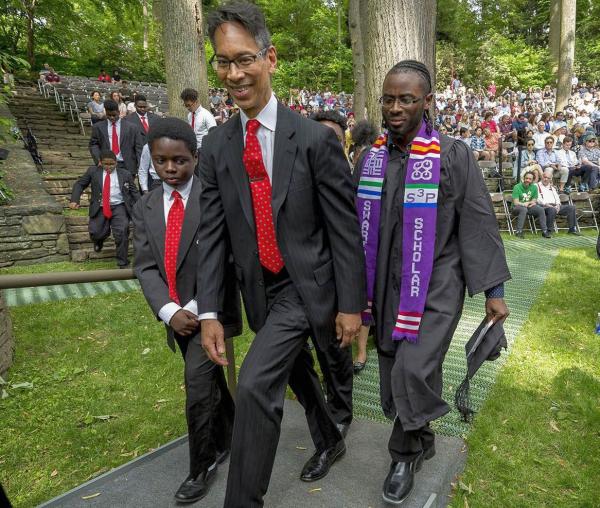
570, 192, 599, 232
479, 160, 501, 192
553, 194, 574, 233
490, 193, 513, 234
505, 195, 538, 234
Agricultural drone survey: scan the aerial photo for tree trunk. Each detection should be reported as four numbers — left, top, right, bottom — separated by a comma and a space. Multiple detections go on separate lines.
155, 0, 209, 118
549, 0, 561, 78
348, 0, 366, 121
363, 0, 437, 128
142, 0, 149, 52
23, 0, 36, 70
555, 0, 576, 113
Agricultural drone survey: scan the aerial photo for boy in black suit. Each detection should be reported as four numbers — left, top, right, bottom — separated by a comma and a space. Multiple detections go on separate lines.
70, 150, 140, 268
132, 118, 241, 503
124, 94, 158, 136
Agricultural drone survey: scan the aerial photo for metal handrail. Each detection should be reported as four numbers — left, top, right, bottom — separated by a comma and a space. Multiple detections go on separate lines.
0, 269, 237, 395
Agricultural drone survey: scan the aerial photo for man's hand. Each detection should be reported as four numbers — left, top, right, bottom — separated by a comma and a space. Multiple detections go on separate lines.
485, 298, 509, 325
201, 319, 228, 366
69, 202, 79, 209
335, 312, 362, 348
170, 309, 199, 336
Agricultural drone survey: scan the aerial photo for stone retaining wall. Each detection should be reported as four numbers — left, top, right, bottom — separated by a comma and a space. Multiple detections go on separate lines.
0, 295, 13, 376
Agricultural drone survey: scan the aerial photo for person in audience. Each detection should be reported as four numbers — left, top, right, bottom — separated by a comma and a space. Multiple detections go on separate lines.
499, 114, 515, 137
554, 136, 577, 192
112, 69, 121, 82
481, 111, 499, 134
458, 126, 472, 146
138, 143, 161, 193
39, 63, 51, 78
576, 108, 591, 129
110, 91, 128, 118
532, 121, 548, 150
577, 133, 600, 190
518, 139, 543, 182
125, 94, 158, 136
591, 100, 600, 136
87, 91, 106, 124
551, 125, 567, 149
483, 126, 502, 158
511, 170, 551, 238
44, 68, 60, 83
118, 81, 132, 102
180, 88, 216, 155
98, 69, 112, 82
69, 150, 140, 267
349, 119, 378, 170
89, 99, 144, 177
551, 111, 567, 133
470, 126, 493, 160
133, 118, 241, 504
536, 173, 580, 235
536, 136, 560, 178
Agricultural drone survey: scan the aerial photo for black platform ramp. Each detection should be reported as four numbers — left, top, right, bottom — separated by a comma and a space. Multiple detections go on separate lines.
39, 401, 466, 508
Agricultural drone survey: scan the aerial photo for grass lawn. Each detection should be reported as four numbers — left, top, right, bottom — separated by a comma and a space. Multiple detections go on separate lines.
450, 247, 600, 507
0, 291, 254, 508
0, 260, 116, 275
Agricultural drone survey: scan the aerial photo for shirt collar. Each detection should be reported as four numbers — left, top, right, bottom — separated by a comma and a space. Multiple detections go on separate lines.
110, 118, 121, 127
163, 176, 193, 200
240, 94, 277, 133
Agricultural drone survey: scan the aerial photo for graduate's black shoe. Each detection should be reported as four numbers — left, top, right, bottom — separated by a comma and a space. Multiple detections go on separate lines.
300, 440, 346, 482
93, 239, 103, 252
336, 423, 350, 439
174, 465, 216, 504
568, 228, 582, 236
216, 448, 230, 464
382, 458, 420, 505
515, 230, 524, 238
542, 230, 552, 238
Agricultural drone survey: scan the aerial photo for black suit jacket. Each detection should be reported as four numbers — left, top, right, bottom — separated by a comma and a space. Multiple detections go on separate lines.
89, 120, 143, 175
133, 177, 242, 351
124, 112, 159, 137
70, 165, 140, 218
197, 103, 367, 349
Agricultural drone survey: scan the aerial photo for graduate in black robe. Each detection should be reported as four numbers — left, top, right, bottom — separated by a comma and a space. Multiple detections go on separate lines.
367, 61, 511, 505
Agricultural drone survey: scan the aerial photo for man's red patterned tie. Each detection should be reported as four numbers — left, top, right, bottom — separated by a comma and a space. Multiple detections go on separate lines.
102, 171, 112, 219
140, 115, 149, 133
165, 190, 184, 304
111, 122, 120, 156
242, 119, 284, 273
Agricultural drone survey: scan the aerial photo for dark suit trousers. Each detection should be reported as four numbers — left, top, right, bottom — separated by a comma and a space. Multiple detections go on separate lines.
224, 278, 341, 508
175, 334, 234, 478
88, 204, 129, 266
313, 339, 353, 425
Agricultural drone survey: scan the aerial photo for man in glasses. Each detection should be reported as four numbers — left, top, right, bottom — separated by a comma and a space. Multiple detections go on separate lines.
355, 60, 510, 504
577, 133, 600, 190
197, 2, 366, 506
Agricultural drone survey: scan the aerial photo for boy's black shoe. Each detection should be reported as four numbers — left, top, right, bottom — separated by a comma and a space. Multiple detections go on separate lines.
93, 240, 104, 252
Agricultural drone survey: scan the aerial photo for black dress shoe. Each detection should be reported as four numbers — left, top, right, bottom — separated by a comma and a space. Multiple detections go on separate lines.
568, 228, 581, 236
300, 440, 346, 482
174, 466, 216, 504
216, 448, 230, 464
542, 230, 552, 238
336, 423, 349, 439
382, 458, 420, 505
353, 361, 366, 374
93, 239, 103, 252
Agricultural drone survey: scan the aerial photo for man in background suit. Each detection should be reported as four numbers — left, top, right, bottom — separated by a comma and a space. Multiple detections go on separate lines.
133, 117, 241, 503
124, 94, 159, 137
198, 3, 367, 506
89, 99, 144, 177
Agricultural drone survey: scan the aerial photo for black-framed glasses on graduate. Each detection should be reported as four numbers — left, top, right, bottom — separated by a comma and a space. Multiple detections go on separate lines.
378, 95, 425, 108
210, 47, 269, 72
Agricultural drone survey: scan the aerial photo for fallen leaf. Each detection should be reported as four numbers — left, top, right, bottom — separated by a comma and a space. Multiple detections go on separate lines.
464, 498, 470, 508
295, 446, 307, 450
93, 415, 117, 421
156, 399, 169, 403
549, 420, 560, 432
81, 493, 101, 500
1, 389, 8, 399
141, 348, 151, 355
491, 445, 497, 452
308, 488, 322, 493
11, 382, 33, 390
51, 469, 58, 477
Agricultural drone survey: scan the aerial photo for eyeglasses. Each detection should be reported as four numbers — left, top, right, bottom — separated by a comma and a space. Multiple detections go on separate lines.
378, 95, 425, 108
210, 47, 269, 72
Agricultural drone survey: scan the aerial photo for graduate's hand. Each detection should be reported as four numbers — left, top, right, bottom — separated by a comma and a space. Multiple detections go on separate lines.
335, 312, 362, 348
68, 202, 79, 209
201, 319, 228, 366
170, 309, 199, 336
485, 298, 509, 325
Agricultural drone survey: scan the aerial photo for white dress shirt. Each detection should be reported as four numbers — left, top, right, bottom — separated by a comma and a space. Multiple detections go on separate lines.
138, 144, 158, 192
157, 177, 199, 325
536, 182, 561, 208
107, 119, 124, 161
102, 169, 123, 206
188, 106, 217, 149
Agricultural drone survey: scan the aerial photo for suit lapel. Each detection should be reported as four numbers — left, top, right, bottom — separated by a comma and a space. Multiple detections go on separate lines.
225, 115, 255, 233
271, 105, 297, 230
146, 187, 166, 271
176, 178, 200, 271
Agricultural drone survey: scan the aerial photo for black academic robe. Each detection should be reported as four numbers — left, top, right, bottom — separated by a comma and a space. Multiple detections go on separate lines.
374, 135, 511, 431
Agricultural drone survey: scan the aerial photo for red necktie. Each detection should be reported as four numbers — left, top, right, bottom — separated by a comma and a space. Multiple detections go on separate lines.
191, 111, 195, 130
102, 171, 112, 219
165, 190, 184, 305
242, 119, 284, 274
140, 115, 149, 133
111, 122, 120, 156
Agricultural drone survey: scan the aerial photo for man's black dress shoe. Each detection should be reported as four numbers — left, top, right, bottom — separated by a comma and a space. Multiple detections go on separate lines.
336, 423, 349, 439
300, 439, 346, 482
216, 448, 230, 465
382, 459, 420, 505
542, 230, 552, 238
93, 239, 103, 252
174, 466, 216, 504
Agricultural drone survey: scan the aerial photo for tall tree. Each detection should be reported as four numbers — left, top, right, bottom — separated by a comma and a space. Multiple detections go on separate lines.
20, 0, 36, 69
142, 0, 149, 52
363, 0, 436, 126
549, 0, 561, 77
155, 0, 209, 118
555, 0, 576, 112
348, 0, 365, 121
